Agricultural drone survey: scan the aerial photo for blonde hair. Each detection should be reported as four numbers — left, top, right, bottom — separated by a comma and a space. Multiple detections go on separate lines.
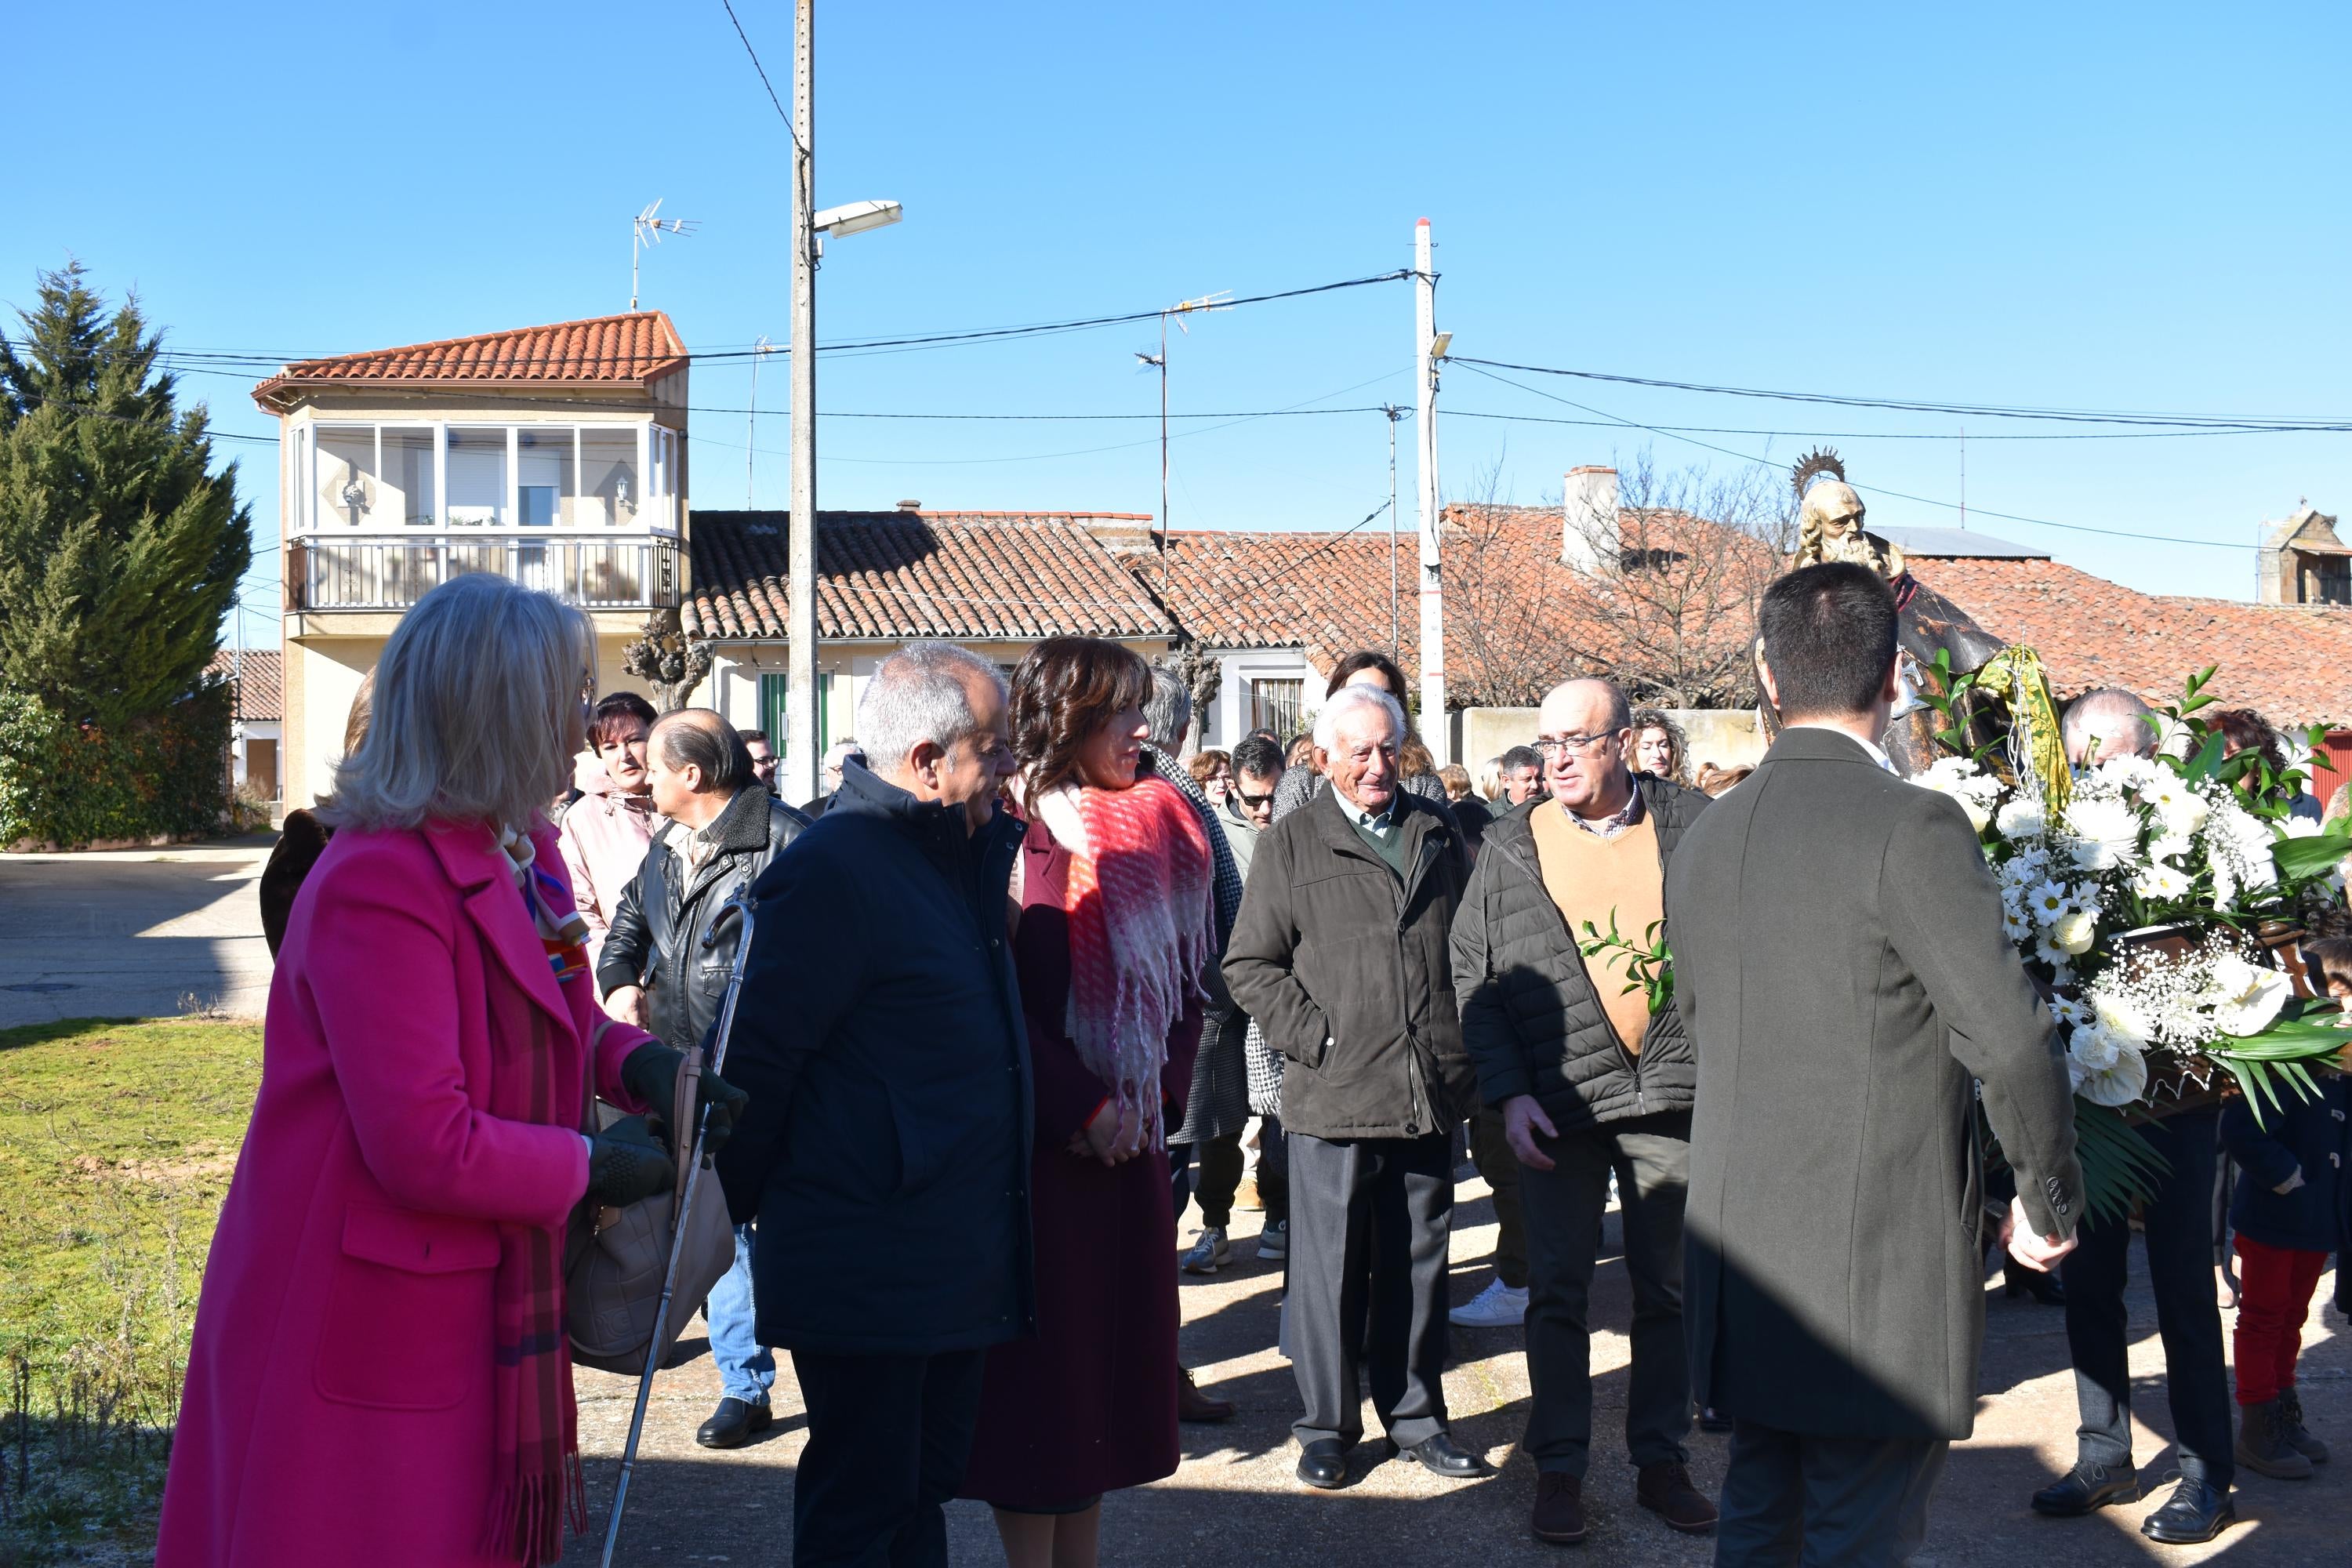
318, 573, 593, 833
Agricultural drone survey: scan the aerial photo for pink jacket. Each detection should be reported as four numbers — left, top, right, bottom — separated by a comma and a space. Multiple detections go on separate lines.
557, 756, 656, 969
154, 819, 655, 1568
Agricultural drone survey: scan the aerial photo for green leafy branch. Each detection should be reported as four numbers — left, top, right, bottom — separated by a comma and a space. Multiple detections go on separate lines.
1577, 911, 1674, 1016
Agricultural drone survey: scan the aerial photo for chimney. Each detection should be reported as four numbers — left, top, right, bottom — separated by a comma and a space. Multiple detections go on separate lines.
1563, 466, 1618, 575
895, 499, 923, 512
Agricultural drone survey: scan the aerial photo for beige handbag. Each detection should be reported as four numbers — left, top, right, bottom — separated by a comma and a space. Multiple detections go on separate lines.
564, 1022, 738, 1374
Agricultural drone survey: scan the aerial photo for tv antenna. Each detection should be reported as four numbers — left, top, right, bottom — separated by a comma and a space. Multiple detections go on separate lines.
630, 199, 700, 310
1133, 292, 1231, 589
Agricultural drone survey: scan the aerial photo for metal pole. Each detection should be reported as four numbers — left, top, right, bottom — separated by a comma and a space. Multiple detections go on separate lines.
1414, 218, 1446, 764
601, 891, 759, 1568
1385, 406, 1400, 654
747, 337, 769, 508
785, 0, 820, 804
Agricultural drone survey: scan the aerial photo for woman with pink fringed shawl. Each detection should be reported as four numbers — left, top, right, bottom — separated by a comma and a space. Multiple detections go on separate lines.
957, 637, 1215, 1568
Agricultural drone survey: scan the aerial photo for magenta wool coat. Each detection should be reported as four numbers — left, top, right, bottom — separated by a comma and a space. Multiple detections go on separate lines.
155, 820, 654, 1568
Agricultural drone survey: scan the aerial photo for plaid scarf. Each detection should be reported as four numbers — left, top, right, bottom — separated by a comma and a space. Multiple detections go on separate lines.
1139, 746, 1243, 949
490, 829, 590, 1562
1034, 775, 1215, 1142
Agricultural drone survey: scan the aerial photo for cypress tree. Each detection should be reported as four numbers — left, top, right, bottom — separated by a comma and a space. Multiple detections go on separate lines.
0, 263, 252, 728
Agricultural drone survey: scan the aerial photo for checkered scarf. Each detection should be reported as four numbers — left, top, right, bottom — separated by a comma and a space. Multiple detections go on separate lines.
1034, 775, 1215, 1142
490, 830, 590, 1562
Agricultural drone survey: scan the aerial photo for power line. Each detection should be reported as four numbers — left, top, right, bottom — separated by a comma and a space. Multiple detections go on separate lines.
718, 0, 808, 158
1449, 355, 2352, 433
1450, 359, 2259, 553
1443, 407, 2338, 443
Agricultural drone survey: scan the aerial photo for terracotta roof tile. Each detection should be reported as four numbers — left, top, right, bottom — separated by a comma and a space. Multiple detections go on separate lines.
685, 510, 1175, 643
1151, 504, 1769, 707
205, 648, 281, 721
1916, 557, 2352, 728
253, 313, 687, 410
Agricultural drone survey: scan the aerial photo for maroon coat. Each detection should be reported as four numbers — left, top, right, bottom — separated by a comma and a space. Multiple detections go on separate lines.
959, 818, 1202, 1508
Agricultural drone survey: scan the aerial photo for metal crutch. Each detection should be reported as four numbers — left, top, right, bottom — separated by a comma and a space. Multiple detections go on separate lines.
600, 884, 758, 1567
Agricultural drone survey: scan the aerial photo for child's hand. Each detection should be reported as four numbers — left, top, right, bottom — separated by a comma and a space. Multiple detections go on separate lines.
2274, 1167, 2307, 1196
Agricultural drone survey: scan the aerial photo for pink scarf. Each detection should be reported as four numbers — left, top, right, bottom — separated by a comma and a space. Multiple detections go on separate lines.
1034, 775, 1215, 1138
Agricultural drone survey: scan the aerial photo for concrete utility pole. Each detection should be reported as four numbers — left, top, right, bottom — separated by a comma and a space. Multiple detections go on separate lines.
1414, 218, 1446, 764
785, 0, 820, 804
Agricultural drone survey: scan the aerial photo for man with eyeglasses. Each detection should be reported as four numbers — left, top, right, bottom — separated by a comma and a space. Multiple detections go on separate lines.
1218, 733, 1290, 1259
1452, 677, 1719, 1544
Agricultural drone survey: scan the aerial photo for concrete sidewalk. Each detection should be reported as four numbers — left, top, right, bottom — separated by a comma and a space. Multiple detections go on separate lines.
0, 837, 277, 1027
565, 1169, 2349, 1566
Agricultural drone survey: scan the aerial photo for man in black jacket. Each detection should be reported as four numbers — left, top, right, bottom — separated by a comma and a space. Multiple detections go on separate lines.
1225, 682, 1488, 1492
598, 710, 809, 1449
1667, 564, 2081, 1565
714, 641, 1027, 1568
1453, 677, 1716, 1544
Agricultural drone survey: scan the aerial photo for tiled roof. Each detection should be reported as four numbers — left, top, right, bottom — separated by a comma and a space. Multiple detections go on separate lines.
253, 312, 687, 410
1151, 503, 1769, 707
684, 510, 1177, 642
205, 648, 281, 721
1915, 557, 2352, 728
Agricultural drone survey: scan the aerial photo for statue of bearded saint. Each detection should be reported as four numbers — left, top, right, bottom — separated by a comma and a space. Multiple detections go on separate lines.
1761, 449, 2007, 777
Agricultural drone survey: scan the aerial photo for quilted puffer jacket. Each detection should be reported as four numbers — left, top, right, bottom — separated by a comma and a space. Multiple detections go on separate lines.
1450, 774, 1710, 1130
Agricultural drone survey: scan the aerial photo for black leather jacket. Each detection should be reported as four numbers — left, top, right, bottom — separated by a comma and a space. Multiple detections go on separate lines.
597, 784, 811, 1051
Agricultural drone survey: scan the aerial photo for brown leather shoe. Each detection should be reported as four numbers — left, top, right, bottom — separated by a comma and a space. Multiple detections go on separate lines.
1636, 1461, 1719, 1534
1178, 1367, 1235, 1423
1531, 1471, 1587, 1544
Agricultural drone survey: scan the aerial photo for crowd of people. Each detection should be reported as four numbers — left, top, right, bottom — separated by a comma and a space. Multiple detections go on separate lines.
150, 562, 2350, 1568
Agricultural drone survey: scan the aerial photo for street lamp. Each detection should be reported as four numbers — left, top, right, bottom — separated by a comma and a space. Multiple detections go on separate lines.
783, 2, 906, 804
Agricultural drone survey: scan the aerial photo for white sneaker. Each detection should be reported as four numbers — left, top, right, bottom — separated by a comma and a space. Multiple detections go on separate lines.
1181, 1225, 1232, 1274
1449, 1279, 1529, 1328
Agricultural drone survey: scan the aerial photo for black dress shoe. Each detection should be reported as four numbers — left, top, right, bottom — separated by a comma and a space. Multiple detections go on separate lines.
1385, 1431, 1494, 1479
695, 1396, 773, 1450
2140, 1478, 2234, 1544
1297, 1438, 1349, 1490
2004, 1255, 2067, 1305
2030, 1461, 2139, 1516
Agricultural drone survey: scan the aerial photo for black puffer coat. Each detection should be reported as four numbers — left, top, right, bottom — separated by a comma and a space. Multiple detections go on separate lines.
1223, 785, 1475, 1141
597, 782, 811, 1052
1450, 775, 1710, 1131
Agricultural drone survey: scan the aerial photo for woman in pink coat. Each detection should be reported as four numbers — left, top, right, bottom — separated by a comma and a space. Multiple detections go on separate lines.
557, 690, 658, 969
157, 575, 741, 1567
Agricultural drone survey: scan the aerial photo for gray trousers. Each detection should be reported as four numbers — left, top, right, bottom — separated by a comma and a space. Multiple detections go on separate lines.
1716, 1421, 1947, 1567
1519, 1109, 1692, 1476
1287, 1129, 1454, 1449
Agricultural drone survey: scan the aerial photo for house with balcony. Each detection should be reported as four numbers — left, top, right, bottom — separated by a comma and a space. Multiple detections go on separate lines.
254, 312, 689, 805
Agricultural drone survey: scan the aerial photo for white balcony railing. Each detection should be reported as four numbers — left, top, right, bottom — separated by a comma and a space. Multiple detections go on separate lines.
289, 532, 683, 612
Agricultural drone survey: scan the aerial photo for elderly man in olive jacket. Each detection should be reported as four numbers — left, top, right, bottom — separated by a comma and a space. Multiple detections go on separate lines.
1665, 563, 2082, 1565
1225, 682, 1486, 1492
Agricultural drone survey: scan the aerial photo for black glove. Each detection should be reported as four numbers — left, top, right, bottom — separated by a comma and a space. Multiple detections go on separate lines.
585, 1115, 675, 1208
621, 1042, 750, 1156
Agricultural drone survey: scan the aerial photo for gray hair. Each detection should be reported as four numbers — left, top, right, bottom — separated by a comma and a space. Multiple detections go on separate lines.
655, 709, 754, 794
318, 572, 593, 833
857, 640, 1006, 777
1314, 684, 1406, 752
1143, 666, 1192, 750
2062, 687, 2158, 764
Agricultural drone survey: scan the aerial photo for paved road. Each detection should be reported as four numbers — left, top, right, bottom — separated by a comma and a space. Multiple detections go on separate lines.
0, 837, 277, 1028
566, 1169, 2349, 1567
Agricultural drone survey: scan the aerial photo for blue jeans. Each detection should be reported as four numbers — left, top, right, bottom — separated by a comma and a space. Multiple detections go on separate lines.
706, 1221, 775, 1404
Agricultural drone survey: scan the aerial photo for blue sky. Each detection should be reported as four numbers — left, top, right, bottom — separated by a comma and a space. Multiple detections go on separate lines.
8, 2, 2348, 649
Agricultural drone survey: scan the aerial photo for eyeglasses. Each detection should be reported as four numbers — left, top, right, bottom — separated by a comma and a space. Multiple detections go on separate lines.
1237, 789, 1276, 809
1534, 731, 1619, 757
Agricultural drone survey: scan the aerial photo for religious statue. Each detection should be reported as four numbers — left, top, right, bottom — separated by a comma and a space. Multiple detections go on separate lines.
1762, 449, 2007, 776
